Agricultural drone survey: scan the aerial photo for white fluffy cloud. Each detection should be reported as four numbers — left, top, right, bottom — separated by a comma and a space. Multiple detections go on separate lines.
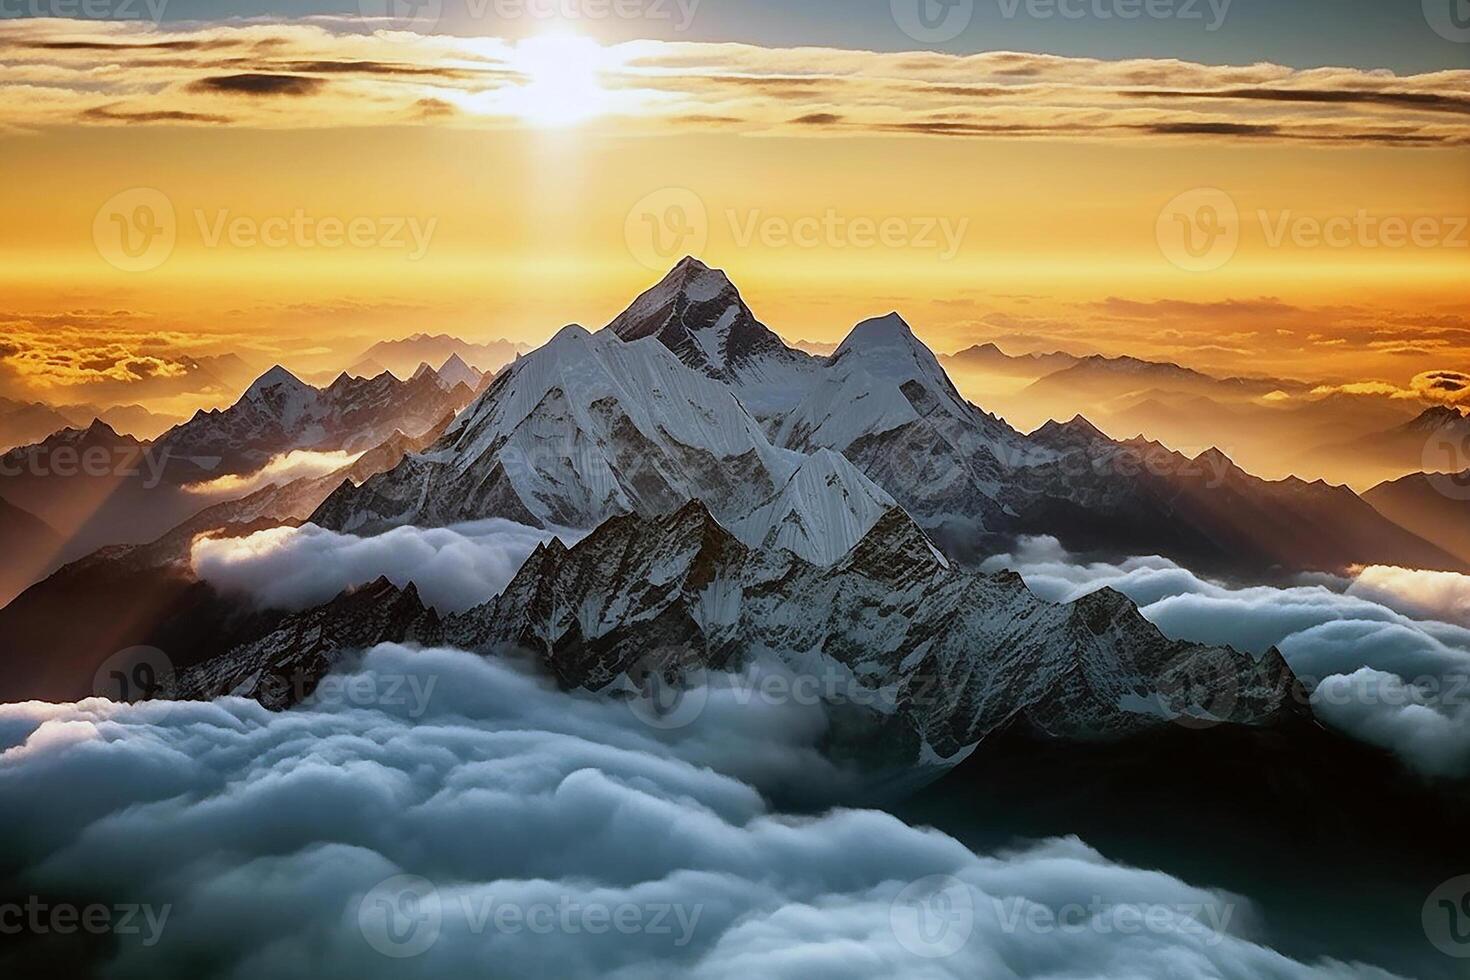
1347, 566, 1470, 628
191, 520, 584, 613
0, 647, 1397, 979
183, 449, 362, 499
983, 537, 1470, 777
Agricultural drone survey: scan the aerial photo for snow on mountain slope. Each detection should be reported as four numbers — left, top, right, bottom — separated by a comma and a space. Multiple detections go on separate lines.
156, 366, 471, 477
731, 448, 901, 566
775, 313, 1050, 540
603, 256, 819, 420
182, 500, 1304, 762
489, 502, 1301, 757
435, 353, 484, 391
312, 325, 891, 564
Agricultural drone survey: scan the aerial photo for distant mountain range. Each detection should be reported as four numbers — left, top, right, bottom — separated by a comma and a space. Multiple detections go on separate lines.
1365, 465, 1470, 566
348, 333, 528, 380
1309, 406, 1470, 482
0, 361, 478, 593
0, 397, 183, 450
0, 414, 456, 697
938, 340, 1443, 488
942, 342, 1080, 378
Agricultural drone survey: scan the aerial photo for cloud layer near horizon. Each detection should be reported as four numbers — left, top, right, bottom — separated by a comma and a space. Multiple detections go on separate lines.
3, 18, 1468, 147
191, 519, 583, 613
983, 537, 1470, 777
0, 645, 1399, 979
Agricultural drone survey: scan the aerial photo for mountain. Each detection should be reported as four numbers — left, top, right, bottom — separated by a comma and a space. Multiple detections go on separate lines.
1301, 405, 1470, 489
604, 256, 819, 419
179, 577, 441, 706
312, 324, 893, 565
0, 498, 61, 607
1006, 419, 1464, 574
0, 368, 473, 572
433, 353, 483, 391
178, 501, 1303, 763
941, 342, 1079, 378
1364, 468, 1470, 565
1022, 354, 1294, 403
156, 365, 472, 477
349, 333, 527, 380
312, 260, 1456, 577
0, 418, 456, 700
0, 398, 184, 452
773, 312, 1048, 555
0, 398, 78, 450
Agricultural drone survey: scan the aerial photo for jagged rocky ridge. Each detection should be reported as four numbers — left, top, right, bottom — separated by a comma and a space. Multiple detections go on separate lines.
180, 502, 1304, 760
156, 364, 474, 477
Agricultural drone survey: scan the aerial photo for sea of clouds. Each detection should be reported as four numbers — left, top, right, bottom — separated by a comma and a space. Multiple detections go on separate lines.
982, 537, 1470, 778
0, 645, 1401, 979
188, 521, 1470, 779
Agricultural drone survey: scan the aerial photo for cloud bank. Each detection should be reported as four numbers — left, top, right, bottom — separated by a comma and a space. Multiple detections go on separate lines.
0, 645, 1398, 979
184, 448, 362, 498
2, 18, 1468, 147
983, 537, 1470, 777
191, 519, 584, 613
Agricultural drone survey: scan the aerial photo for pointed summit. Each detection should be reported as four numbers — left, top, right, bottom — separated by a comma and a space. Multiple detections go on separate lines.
435, 353, 482, 391
605, 256, 746, 354
245, 365, 309, 398
603, 258, 817, 418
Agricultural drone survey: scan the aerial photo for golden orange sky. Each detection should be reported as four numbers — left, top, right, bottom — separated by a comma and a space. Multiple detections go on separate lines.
0, 18, 1466, 415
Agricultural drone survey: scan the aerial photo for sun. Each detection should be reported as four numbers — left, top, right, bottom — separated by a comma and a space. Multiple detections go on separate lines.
503, 33, 611, 128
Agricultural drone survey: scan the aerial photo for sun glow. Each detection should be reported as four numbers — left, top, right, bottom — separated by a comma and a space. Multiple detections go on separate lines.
503, 33, 612, 127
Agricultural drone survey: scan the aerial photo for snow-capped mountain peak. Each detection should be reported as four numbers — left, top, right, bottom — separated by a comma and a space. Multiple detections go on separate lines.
246, 365, 310, 399
312, 320, 896, 565
830, 313, 964, 404
436, 353, 483, 391
602, 257, 818, 420
732, 448, 897, 565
